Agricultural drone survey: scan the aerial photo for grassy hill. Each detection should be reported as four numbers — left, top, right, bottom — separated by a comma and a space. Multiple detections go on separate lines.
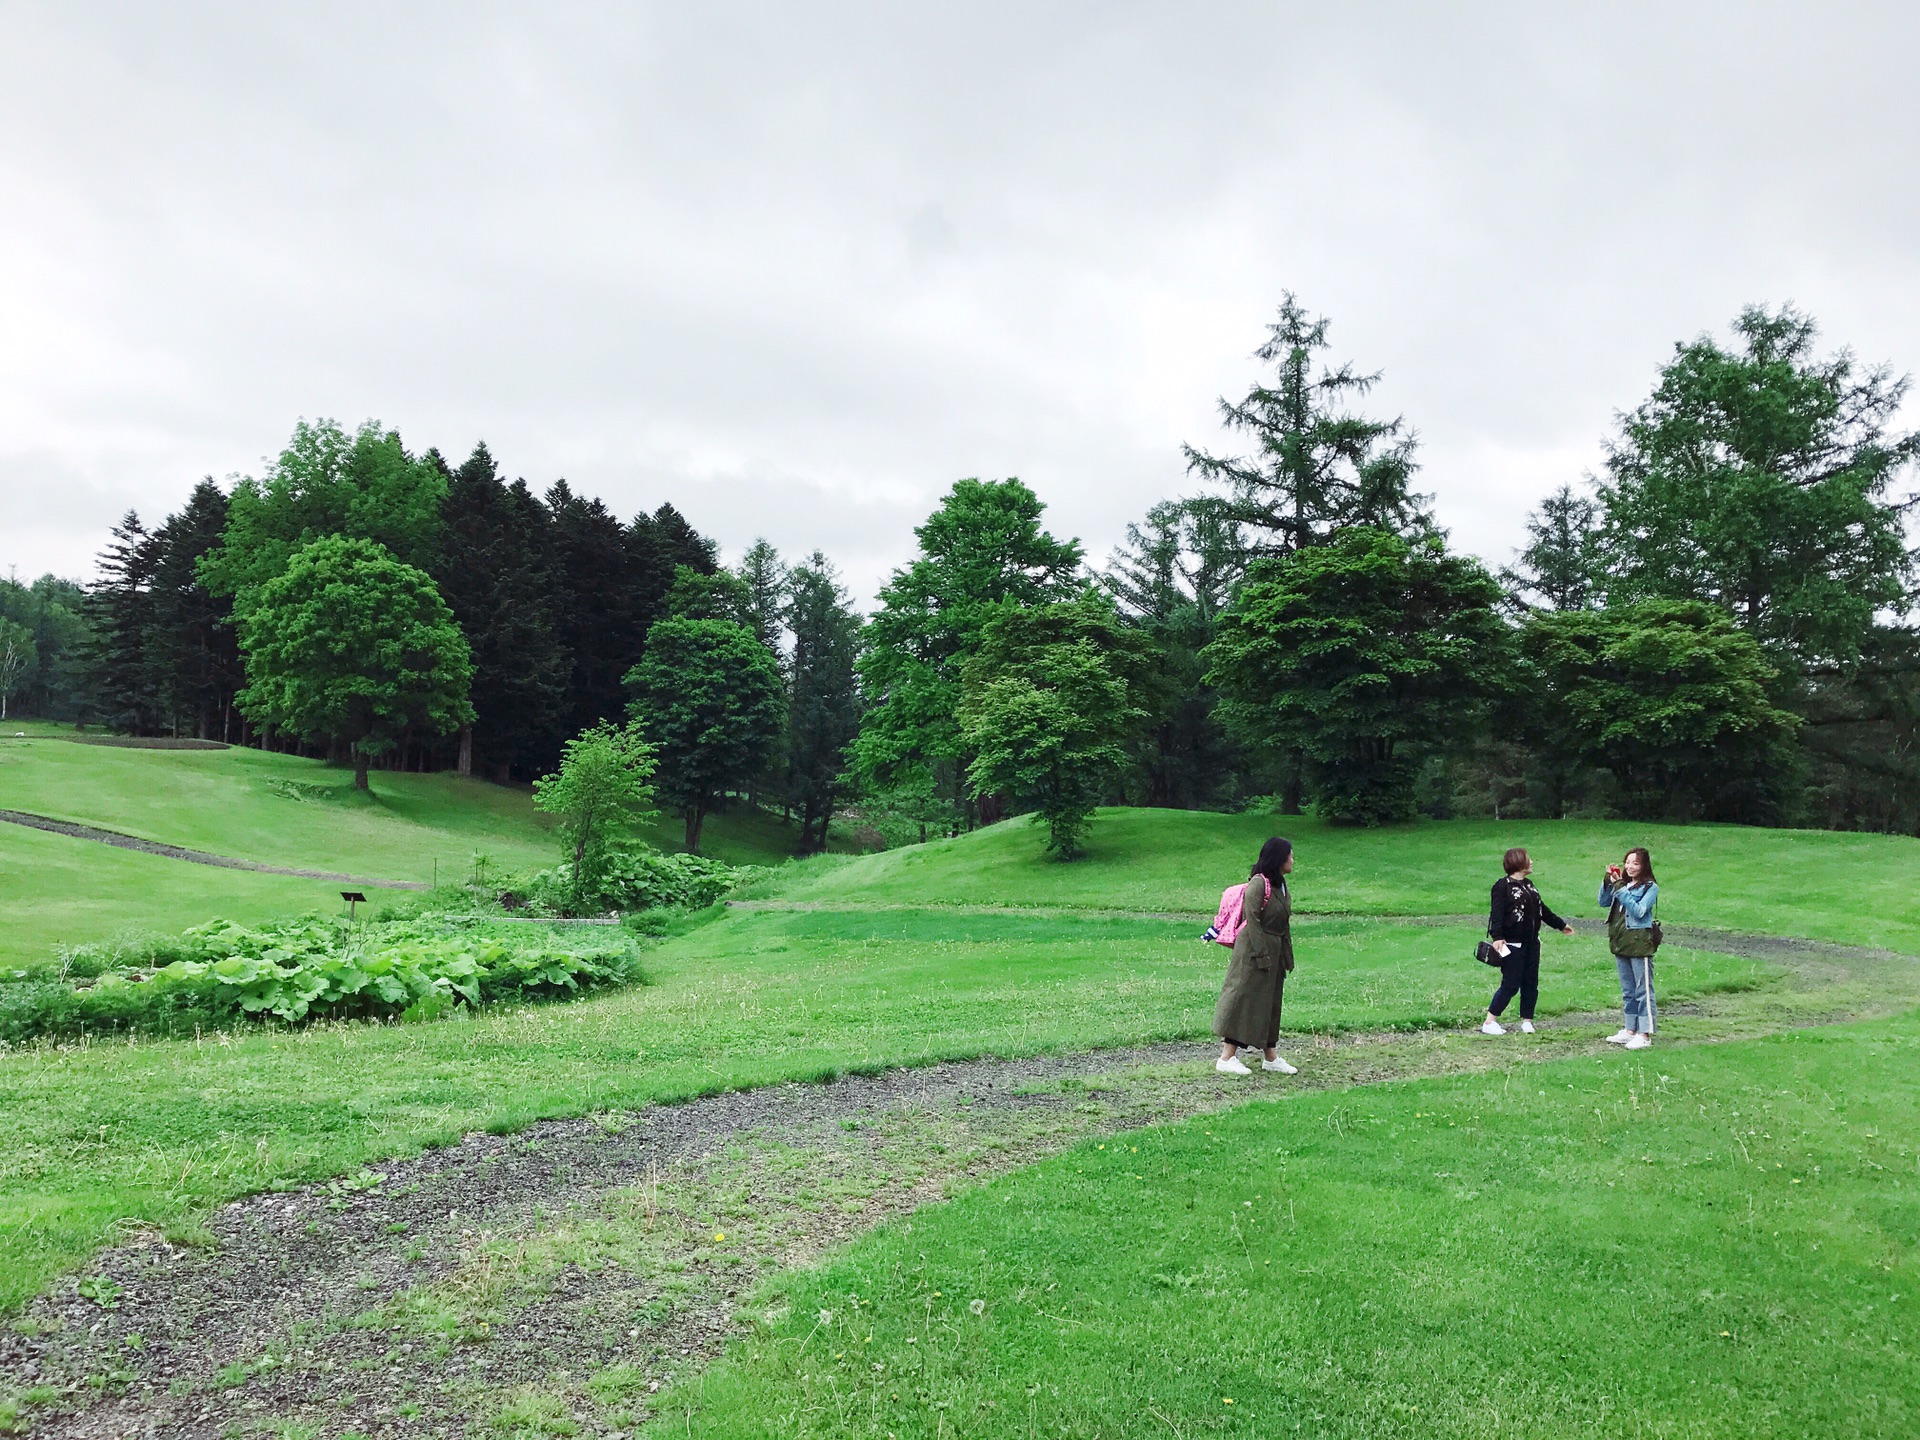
766, 807, 1920, 953
0, 727, 832, 964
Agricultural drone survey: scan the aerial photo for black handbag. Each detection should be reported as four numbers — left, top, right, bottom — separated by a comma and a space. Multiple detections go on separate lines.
1475, 940, 1506, 967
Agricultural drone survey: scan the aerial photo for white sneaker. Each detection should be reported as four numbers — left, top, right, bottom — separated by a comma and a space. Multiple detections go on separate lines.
1480, 1018, 1506, 1035
1261, 1056, 1297, 1074
1623, 1033, 1652, 1050
1605, 1029, 1633, 1044
1216, 1056, 1252, 1075
1519, 1020, 1535, 1034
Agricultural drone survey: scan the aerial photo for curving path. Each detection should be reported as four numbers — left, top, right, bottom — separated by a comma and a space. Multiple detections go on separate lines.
0, 808, 427, 890
4, 918, 1913, 1438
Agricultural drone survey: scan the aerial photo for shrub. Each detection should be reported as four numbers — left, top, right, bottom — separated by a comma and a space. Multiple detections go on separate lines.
0, 916, 646, 1044
523, 847, 747, 916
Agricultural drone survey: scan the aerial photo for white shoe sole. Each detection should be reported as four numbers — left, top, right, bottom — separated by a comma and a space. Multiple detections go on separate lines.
1261, 1061, 1297, 1074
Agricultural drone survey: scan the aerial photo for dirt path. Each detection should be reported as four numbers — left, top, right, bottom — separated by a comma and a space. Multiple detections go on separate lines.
4, 923, 1913, 1438
0, 809, 427, 891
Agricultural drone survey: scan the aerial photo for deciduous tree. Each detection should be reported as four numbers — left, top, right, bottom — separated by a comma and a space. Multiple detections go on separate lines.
1517, 599, 1801, 822
201, 419, 448, 603
235, 537, 474, 790
532, 720, 658, 906
855, 478, 1083, 825
625, 613, 784, 852
0, 619, 33, 720
959, 597, 1146, 858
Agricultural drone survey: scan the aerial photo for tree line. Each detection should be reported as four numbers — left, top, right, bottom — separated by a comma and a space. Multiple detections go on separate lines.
29, 294, 1920, 851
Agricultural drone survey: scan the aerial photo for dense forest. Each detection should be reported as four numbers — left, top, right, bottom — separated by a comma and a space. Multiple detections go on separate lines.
17, 296, 1920, 846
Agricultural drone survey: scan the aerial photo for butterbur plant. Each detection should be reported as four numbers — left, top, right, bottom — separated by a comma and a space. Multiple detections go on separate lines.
0, 916, 647, 1044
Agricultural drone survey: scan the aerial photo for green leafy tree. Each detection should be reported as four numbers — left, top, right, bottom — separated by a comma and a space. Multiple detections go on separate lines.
1503, 483, 1601, 612
958, 596, 1148, 859
1517, 599, 1801, 822
532, 720, 658, 906
0, 573, 88, 721
202, 419, 448, 604
1205, 528, 1507, 824
1595, 305, 1920, 664
1184, 294, 1431, 558
625, 615, 784, 852
663, 565, 756, 624
784, 554, 863, 853
0, 618, 34, 721
234, 537, 474, 790
855, 478, 1084, 825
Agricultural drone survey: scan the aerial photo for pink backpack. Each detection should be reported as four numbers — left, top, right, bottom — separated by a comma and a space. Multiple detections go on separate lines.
1206, 882, 1248, 947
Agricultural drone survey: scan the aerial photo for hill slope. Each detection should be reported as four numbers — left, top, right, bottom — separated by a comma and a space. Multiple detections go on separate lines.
764, 807, 1920, 952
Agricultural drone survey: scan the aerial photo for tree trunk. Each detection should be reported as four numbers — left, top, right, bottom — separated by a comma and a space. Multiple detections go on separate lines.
458, 724, 473, 777
685, 805, 705, 853
353, 746, 370, 791
1281, 752, 1305, 815
494, 762, 512, 784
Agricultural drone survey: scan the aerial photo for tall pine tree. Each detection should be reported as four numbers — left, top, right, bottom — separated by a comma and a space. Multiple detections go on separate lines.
784, 553, 863, 852
435, 445, 571, 780
1184, 294, 1431, 558
83, 511, 163, 733
147, 481, 242, 739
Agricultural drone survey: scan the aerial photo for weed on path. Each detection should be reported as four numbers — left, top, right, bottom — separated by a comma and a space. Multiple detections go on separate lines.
5, 925, 1913, 1437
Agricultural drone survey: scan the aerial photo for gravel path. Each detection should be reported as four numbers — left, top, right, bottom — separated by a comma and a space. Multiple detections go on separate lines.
0, 809, 427, 891
3, 919, 1911, 1437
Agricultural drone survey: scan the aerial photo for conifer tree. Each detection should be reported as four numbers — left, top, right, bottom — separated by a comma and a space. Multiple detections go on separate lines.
83, 511, 163, 732
435, 445, 570, 780
784, 554, 863, 852
1184, 295, 1431, 557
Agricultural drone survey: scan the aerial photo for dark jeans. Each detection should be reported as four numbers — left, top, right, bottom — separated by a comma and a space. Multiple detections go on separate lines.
1488, 938, 1541, 1019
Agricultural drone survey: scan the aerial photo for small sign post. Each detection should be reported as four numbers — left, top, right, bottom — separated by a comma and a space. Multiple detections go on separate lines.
341, 890, 367, 922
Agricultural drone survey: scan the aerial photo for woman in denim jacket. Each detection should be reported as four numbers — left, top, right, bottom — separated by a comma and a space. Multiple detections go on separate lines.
1598, 847, 1659, 1050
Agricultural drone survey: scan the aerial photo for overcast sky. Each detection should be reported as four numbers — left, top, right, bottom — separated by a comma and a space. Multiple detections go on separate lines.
3, 2, 1917, 603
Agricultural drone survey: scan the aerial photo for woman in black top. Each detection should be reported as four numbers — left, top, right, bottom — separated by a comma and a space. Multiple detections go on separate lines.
1481, 846, 1573, 1035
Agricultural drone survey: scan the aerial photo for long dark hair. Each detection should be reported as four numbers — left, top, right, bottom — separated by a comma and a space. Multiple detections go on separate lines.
1623, 847, 1655, 886
1251, 836, 1293, 889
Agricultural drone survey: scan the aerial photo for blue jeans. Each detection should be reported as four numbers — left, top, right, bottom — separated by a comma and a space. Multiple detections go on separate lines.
1615, 956, 1655, 1033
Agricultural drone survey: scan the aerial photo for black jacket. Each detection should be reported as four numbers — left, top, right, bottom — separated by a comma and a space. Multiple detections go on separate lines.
1489, 876, 1568, 945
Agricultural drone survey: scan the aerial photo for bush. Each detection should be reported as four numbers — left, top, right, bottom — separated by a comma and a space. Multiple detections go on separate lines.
523, 847, 747, 916
0, 916, 647, 1044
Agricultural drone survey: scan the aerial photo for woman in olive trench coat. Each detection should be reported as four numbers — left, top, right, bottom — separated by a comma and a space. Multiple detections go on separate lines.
1213, 836, 1297, 1076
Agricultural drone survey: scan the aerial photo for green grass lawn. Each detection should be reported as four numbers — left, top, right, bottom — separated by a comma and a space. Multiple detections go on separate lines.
0, 907, 1772, 1311
0, 730, 557, 880
0, 732, 841, 965
675, 1009, 1920, 1438
771, 808, 1920, 953
0, 821, 347, 972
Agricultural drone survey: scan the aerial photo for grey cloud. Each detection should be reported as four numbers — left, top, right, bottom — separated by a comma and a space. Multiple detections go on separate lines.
2, 2, 1916, 597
